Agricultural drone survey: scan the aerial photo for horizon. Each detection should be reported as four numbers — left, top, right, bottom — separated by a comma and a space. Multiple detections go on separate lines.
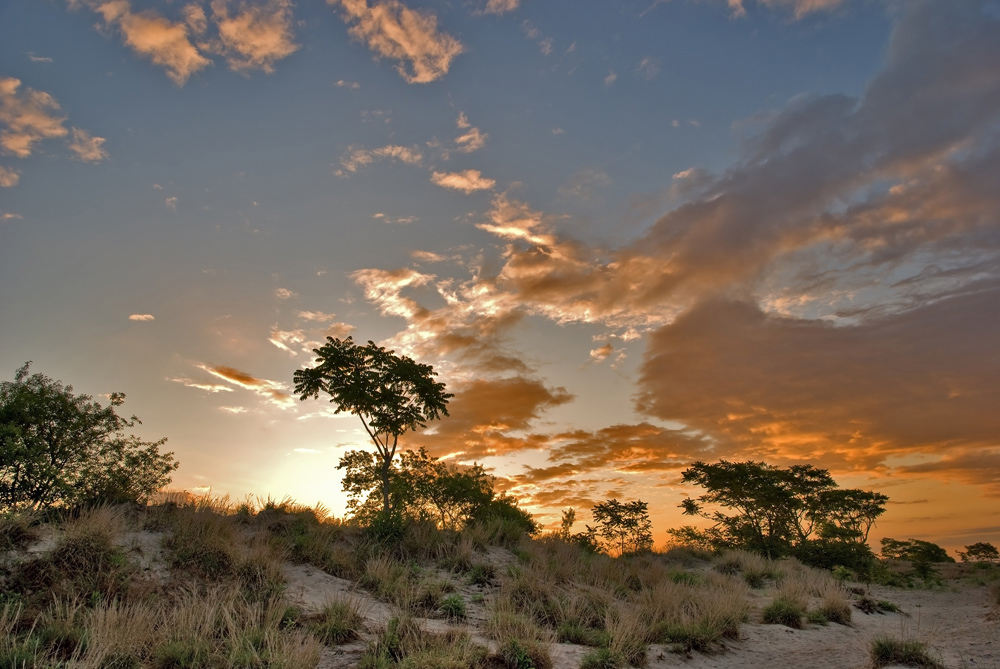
2, 0, 999, 555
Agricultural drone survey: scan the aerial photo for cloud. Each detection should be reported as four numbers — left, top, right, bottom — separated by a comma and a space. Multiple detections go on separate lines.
338, 144, 422, 173
0, 166, 19, 187
453, 112, 487, 153
167, 376, 234, 393
268, 327, 305, 354
128, 313, 155, 321
165, 196, 178, 210
27, 53, 54, 63
604, 71, 617, 87
727, 0, 850, 19
198, 363, 296, 408
90, 0, 211, 85
483, 0, 519, 15
431, 169, 495, 193
520, 20, 552, 55
636, 56, 661, 80
0, 77, 68, 157
335, 79, 360, 89
329, 0, 464, 84
208, 0, 298, 73
589, 344, 614, 362
298, 310, 337, 322
411, 376, 574, 460
68, 128, 108, 162
2, 212, 23, 221
636, 284, 1000, 474
324, 322, 356, 339
274, 287, 297, 300
372, 212, 418, 224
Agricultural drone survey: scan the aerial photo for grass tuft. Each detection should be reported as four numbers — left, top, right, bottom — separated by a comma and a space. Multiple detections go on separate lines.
868, 634, 943, 668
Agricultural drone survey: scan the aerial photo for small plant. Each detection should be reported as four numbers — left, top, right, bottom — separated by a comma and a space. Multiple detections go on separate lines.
816, 596, 852, 625
877, 600, 900, 613
556, 620, 609, 647
313, 599, 365, 644
468, 562, 497, 586
761, 596, 805, 628
440, 594, 467, 620
580, 647, 627, 669
868, 634, 943, 668
496, 639, 552, 669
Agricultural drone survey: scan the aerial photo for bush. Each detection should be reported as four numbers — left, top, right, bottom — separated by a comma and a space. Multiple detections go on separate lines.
313, 599, 365, 644
439, 594, 466, 620
869, 634, 942, 668
761, 597, 805, 628
580, 647, 628, 669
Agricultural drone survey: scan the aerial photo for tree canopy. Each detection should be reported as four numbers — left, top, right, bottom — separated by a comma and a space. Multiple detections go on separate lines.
293, 337, 452, 516
672, 460, 887, 568
0, 363, 177, 510
591, 499, 653, 555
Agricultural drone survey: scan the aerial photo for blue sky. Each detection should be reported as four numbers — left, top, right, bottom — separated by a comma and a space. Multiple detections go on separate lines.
2, 0, 999, 550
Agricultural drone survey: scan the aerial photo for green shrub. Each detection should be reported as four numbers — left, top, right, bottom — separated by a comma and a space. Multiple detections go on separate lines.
556, 620, 609, 647
496, 639, 551, 669
313, 599, 364, 644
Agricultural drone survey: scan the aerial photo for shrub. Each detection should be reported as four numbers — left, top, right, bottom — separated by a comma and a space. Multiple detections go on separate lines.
439, 594, 466, 620
868, 634, 943, 668
580, 647, 628, 669
495, 639, 552, 669
313, 598, 365, 644
761, 597, 804, 628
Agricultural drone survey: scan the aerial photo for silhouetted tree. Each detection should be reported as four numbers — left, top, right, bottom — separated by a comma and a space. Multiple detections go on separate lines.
672, 460, 887, 569
591, 498, 653, 555
958, 542, 999, 564
0, 362, 177, 510
880, 538, 954, 563
294, 337, 452, 517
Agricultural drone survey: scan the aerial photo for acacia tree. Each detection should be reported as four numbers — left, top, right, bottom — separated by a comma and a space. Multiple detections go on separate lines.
674, 460, 887, 562
293, 337, 452, 517
591, 499, 653, 555
0, 363, 177, 510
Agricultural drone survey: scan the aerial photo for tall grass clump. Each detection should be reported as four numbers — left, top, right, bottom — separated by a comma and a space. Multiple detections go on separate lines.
0, 510, 39, 552
359, 615, 488, 669
310, 597, 366, 644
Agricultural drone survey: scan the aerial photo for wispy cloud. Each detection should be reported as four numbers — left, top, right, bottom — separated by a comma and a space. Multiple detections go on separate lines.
208, 0, 298, 73
128, 313, 155, 321
298, 310, 337, 322
520, 20, 552, 55
452, 112, 487, 153
0, 166, 19, 187
1, 212, 23, 221
727, 0, 850, 19
603, 71, 617, 87
338, 144, 422, 173
635, 56, 660, 80
335, 79, 360, 89
431, 169, 495, 193
27, 52, 53, 63
483, 0, 519, 15
167, 376, 234, 393
274, 287, 297, 300
165, 196, 178, 211
68, 127, 108, 162
329, 0, 464, 84
198, 363, 295, 409
268, 327, 305, 354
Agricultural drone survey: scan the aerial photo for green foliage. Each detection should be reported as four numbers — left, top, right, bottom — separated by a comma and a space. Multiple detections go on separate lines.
868, 635, 943, 668
579, 647, 627, 669
590, 499, 653, 556
958, 541, 999, 563
0, 363, 177, 511
294, 337, 452, 517
673, 460, 886, 566
439, 594, 466, 620
313, 599, 364, 644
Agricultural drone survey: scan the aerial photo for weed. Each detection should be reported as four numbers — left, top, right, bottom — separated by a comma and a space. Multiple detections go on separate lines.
494, 639, 552, 669
440, 594, 467, 620
761, 596, 805, 628
580, 647, 627, 669
868, 634, 943, 668
468, 563, 497, 587
312, 598, 365, 645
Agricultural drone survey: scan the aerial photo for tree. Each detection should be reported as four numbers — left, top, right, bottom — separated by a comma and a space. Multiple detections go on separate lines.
880, 538, 954, 563
337, 446, 536, 533
675, 460, 887, 565
0, 363, 177, 510
958, 542, 999, 564
591, 499, 653, 555
294, 337, 452, 517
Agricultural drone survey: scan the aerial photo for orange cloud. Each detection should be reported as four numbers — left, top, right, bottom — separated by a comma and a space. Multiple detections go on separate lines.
338, 144, 422, 173
0, 77, 68, 157
197, 363, 295, 408
410, 376, 574, 460
330, 0, 463, 84
92, 0, 211, 85
430, 169, 495, 193
209, 0, 298, 73
483, 0, 519, 15
128, 313, 154, 321
636, 287, 1000, 474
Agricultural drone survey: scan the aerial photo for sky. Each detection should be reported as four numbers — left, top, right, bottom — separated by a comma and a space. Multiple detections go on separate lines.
2, 0, 999, 553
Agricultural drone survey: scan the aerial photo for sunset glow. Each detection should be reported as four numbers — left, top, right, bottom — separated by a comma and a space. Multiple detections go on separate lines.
2, 0, 999, 552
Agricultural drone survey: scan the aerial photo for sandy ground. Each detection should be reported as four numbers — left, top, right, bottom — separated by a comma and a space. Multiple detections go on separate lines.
279, 555, 999, 669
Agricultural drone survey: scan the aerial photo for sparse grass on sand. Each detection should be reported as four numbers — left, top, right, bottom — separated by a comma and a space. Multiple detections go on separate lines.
1, 496, 874, 669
